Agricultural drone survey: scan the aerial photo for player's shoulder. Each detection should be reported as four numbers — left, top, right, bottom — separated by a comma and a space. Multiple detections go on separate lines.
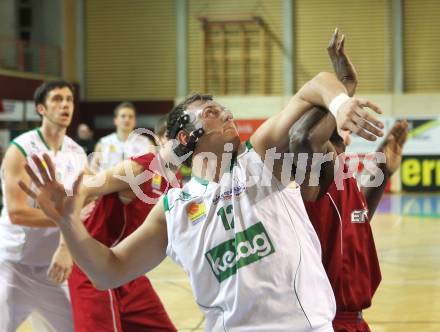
164, 187, 194, 213
63, 135, 87, 154
237, 140, 258, 160
12, 128, 37, 144
8, 129, 41, 157
99, 132, 117, 144
135, 134, 153, 143
2, 130, 38, 169
233, 140, 264, 173
130, 151, 156, 168
164, 178, 205, 212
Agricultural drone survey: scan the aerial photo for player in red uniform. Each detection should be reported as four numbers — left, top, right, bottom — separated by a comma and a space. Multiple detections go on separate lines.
289, 30, 408, 332
66, 122, 179, 331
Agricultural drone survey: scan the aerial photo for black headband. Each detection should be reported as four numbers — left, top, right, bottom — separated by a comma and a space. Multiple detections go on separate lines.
169, 114, 188, 139
169, 113, 205, 151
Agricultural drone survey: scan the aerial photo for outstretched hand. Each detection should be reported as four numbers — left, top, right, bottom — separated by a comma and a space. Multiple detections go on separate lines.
336, 97, 384, 141
377, 120, 409, 175
328, 28, 358, 96
18, 153, 83, 225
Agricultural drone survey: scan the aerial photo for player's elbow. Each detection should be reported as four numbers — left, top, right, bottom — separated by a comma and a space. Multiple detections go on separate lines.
289, 130, 313, 155
289, 130, 325, 171
314, 71, 336, 82
8, 210, 25, 225
91, 279, 112, 290
89, 261, 126, 290
89, 274, 121, 290
304, 72, 339, 92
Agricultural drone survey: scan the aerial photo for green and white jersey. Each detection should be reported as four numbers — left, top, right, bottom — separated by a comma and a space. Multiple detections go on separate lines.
164, 141, 335, 332
0, 128, 87, 266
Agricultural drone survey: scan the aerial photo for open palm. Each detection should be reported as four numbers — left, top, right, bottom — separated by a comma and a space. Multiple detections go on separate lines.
378, 120, 409, 175
19, 154, 83, 225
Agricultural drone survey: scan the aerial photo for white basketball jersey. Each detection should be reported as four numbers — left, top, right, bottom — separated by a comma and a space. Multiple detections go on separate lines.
164, 141, 335, 331
0, 128, 87, 266
97, 132, 152, 170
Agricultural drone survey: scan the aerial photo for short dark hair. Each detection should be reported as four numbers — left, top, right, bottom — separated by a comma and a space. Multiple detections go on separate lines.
114, 102, 136, 117
166, 93, 213, 167
34, 80, 75, 107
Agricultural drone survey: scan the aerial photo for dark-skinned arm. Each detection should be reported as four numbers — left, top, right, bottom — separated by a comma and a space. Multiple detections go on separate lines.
361, 163, 389, 218
289, 28, 358, 202
327, 28, 358, 97
289, 107, 338, 201
361, 120, 409, 218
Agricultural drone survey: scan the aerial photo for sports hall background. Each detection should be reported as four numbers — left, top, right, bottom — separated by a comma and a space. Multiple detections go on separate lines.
0, 0, 439, 331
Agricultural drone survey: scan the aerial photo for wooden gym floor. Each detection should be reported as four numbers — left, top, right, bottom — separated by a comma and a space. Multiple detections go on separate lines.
18, 193, 440, 331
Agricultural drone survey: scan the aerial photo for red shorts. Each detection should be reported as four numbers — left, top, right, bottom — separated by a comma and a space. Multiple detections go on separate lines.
333, 311, 370, 332
68, 265, 176, 332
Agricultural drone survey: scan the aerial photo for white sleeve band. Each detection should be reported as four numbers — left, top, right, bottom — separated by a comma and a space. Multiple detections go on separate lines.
329, 93, 351, 118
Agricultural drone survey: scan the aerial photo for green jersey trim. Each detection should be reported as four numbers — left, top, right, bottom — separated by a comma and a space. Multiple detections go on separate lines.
163, 195, 170, 212
245, 140, 253, 151
165, 191, 197, 213
193, 176, 210, 186
11, 141, 27, 157
36, 128, 63, 151
36, 128, 50, 150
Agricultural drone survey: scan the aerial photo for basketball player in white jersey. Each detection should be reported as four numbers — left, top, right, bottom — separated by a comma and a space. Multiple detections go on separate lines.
91, 102, 154, 171
21, 72, 384, 331
0, 81, 86, 331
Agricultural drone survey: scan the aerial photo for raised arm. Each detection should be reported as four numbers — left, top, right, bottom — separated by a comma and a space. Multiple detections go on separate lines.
58, 198, 168, 289
362, 120, 408, 217
20, 154, 168, 289
80, 159, 145, 200
289, 29, 361, 201
251, 27, 380, 160
289, 107, 338, 201
327, 28, 358, 96
250, 72, 383, 162
49, 157, 147, 285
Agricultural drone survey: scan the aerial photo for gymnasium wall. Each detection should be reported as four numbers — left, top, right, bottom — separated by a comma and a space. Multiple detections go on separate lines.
295, 0, 393, 93
63, 0, 77, 82
0, 1, 16, 70
187, 0, 284, 95
0, 1, 15, 37
85, 0, 177, 100
3, 1, 440, 119
404, 0, 440, 92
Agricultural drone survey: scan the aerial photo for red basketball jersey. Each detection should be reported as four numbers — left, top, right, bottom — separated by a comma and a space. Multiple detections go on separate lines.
303, 174, 382, 311
83, 192, 125, 247
71, 152, 178, 332
123, 153, 181, 238
83, 153, 179, 245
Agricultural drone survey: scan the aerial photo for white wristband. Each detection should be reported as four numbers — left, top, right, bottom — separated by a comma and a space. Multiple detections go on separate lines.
329, 93, 351, 118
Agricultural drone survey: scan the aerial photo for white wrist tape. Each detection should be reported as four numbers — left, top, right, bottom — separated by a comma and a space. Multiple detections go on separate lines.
329, 93, 351, 118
